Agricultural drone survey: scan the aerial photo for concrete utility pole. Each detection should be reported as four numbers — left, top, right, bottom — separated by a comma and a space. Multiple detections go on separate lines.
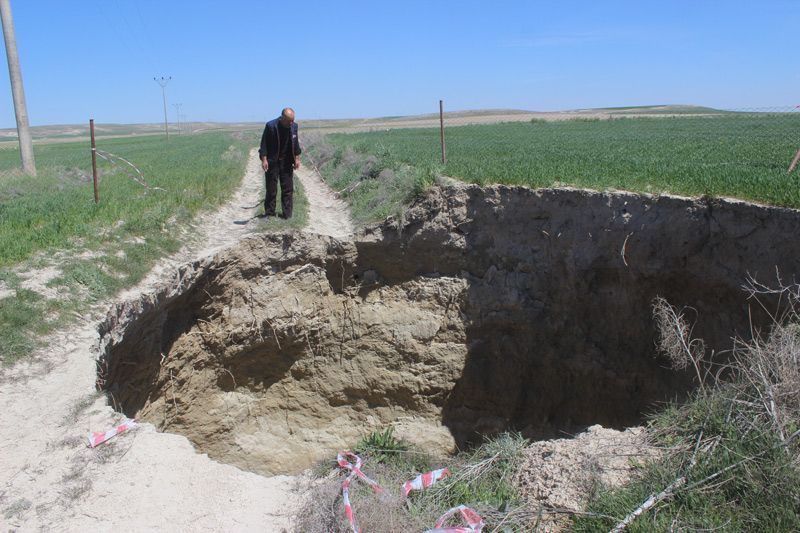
172, 102, 182, 134
0, 0, 35, 176
153, 76, 171, 139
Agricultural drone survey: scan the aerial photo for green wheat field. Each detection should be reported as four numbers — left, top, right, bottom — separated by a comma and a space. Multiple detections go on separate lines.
330, 113, 800, 208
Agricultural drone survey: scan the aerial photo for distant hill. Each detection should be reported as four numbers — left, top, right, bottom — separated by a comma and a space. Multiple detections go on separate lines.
585, 104, 729, 115
0, 105, 782, 143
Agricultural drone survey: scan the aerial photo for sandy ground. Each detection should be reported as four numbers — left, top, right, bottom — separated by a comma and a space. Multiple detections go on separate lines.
0, 149, 349, 531
296, 165, 353, 240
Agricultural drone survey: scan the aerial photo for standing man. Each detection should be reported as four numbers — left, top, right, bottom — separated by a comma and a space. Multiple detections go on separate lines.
258, 107, 302, 218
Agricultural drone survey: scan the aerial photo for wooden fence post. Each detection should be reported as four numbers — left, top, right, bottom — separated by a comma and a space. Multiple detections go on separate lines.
90, 119, 98, 204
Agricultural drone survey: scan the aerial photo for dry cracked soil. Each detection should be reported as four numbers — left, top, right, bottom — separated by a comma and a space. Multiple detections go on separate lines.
3, 148, 800, 531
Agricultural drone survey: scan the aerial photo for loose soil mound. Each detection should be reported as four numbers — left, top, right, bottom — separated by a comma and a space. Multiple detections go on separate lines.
514, 425, 658, 530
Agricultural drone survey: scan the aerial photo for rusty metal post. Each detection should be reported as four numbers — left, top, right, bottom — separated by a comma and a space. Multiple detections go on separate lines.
789, 147, 800, 175
439, 99, 446, 165
90, 119, 98, 204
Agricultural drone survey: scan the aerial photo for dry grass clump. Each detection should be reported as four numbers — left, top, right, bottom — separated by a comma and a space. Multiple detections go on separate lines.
652, 296, 708, 394
3, 498, 32, 520
734, 278, 800, 446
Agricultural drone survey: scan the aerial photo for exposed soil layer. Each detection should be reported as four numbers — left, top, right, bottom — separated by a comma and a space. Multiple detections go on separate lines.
98, 184, 800, 475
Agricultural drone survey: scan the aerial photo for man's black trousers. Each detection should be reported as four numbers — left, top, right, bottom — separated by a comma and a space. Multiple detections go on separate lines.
264, 159, 294, 218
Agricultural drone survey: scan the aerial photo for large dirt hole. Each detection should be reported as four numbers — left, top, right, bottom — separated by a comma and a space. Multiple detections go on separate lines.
98, 185, 800, 475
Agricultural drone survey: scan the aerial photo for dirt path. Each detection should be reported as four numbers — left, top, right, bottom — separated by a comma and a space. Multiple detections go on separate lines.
0, 148, 351, 531
296, 165, 354, 240
117, 148, 264, 301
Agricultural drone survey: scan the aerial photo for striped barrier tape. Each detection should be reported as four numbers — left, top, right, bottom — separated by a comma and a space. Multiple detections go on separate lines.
336, 451, 482, 533
424, 504, 485, 533
403, 467, 450, 496
337, 450, 384, 492
337, 451, 385, 533
87, 418, 136, 448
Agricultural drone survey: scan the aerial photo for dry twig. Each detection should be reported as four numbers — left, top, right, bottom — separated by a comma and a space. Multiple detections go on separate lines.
96, 149, 165, 191
652, 296, 709, 394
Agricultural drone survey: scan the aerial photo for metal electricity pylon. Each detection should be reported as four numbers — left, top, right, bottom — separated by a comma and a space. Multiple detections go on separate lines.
153, 76, 171, 139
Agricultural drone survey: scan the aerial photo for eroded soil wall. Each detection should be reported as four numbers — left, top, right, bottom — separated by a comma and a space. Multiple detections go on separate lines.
98, 185, 800, 474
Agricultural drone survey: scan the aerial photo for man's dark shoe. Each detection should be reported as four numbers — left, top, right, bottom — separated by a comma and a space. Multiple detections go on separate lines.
258, 212, 275, 219
279, 213, 291, 219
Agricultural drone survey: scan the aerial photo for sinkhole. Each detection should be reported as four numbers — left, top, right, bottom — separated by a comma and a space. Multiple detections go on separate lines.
97, 184, 800, 475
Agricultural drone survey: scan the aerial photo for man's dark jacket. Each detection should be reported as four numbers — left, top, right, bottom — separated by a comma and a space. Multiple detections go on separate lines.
258, 118, 301, 162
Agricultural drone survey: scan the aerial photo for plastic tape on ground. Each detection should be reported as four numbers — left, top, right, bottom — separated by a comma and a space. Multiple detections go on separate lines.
403, 467, 449, 496
423, 504, 485, 533
87, 418, 136, 448
336, 450, 482, 533
337, 451, 385, 533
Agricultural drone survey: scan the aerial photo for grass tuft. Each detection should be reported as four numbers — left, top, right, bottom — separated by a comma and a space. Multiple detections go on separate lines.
3, 498, 32, 520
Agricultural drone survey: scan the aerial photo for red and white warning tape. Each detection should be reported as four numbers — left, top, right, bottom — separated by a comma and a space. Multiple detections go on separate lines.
337, 451, 385, 532
336, 451, 482, 533
87, 418, 136, 448
403, 467, 450, 496
424, 504, 485, 533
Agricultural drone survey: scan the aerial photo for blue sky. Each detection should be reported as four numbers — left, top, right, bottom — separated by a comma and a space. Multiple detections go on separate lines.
1, 0, 798, 127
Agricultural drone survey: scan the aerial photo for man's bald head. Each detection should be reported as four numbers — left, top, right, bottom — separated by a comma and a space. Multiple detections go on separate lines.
280, 108, 295, 123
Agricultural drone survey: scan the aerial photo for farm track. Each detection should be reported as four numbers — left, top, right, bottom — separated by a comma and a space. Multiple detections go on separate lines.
296, 164, 354, 240
0, 149, 347, 531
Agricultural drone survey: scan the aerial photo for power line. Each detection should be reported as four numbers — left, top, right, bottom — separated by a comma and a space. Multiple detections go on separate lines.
113, 0, 158, 71
97, 0, 154, 73
133, 2, 157, 53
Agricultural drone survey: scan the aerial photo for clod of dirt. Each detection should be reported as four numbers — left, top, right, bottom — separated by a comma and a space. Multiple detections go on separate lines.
513, 424, 658, 530
98, 184, 800, 475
